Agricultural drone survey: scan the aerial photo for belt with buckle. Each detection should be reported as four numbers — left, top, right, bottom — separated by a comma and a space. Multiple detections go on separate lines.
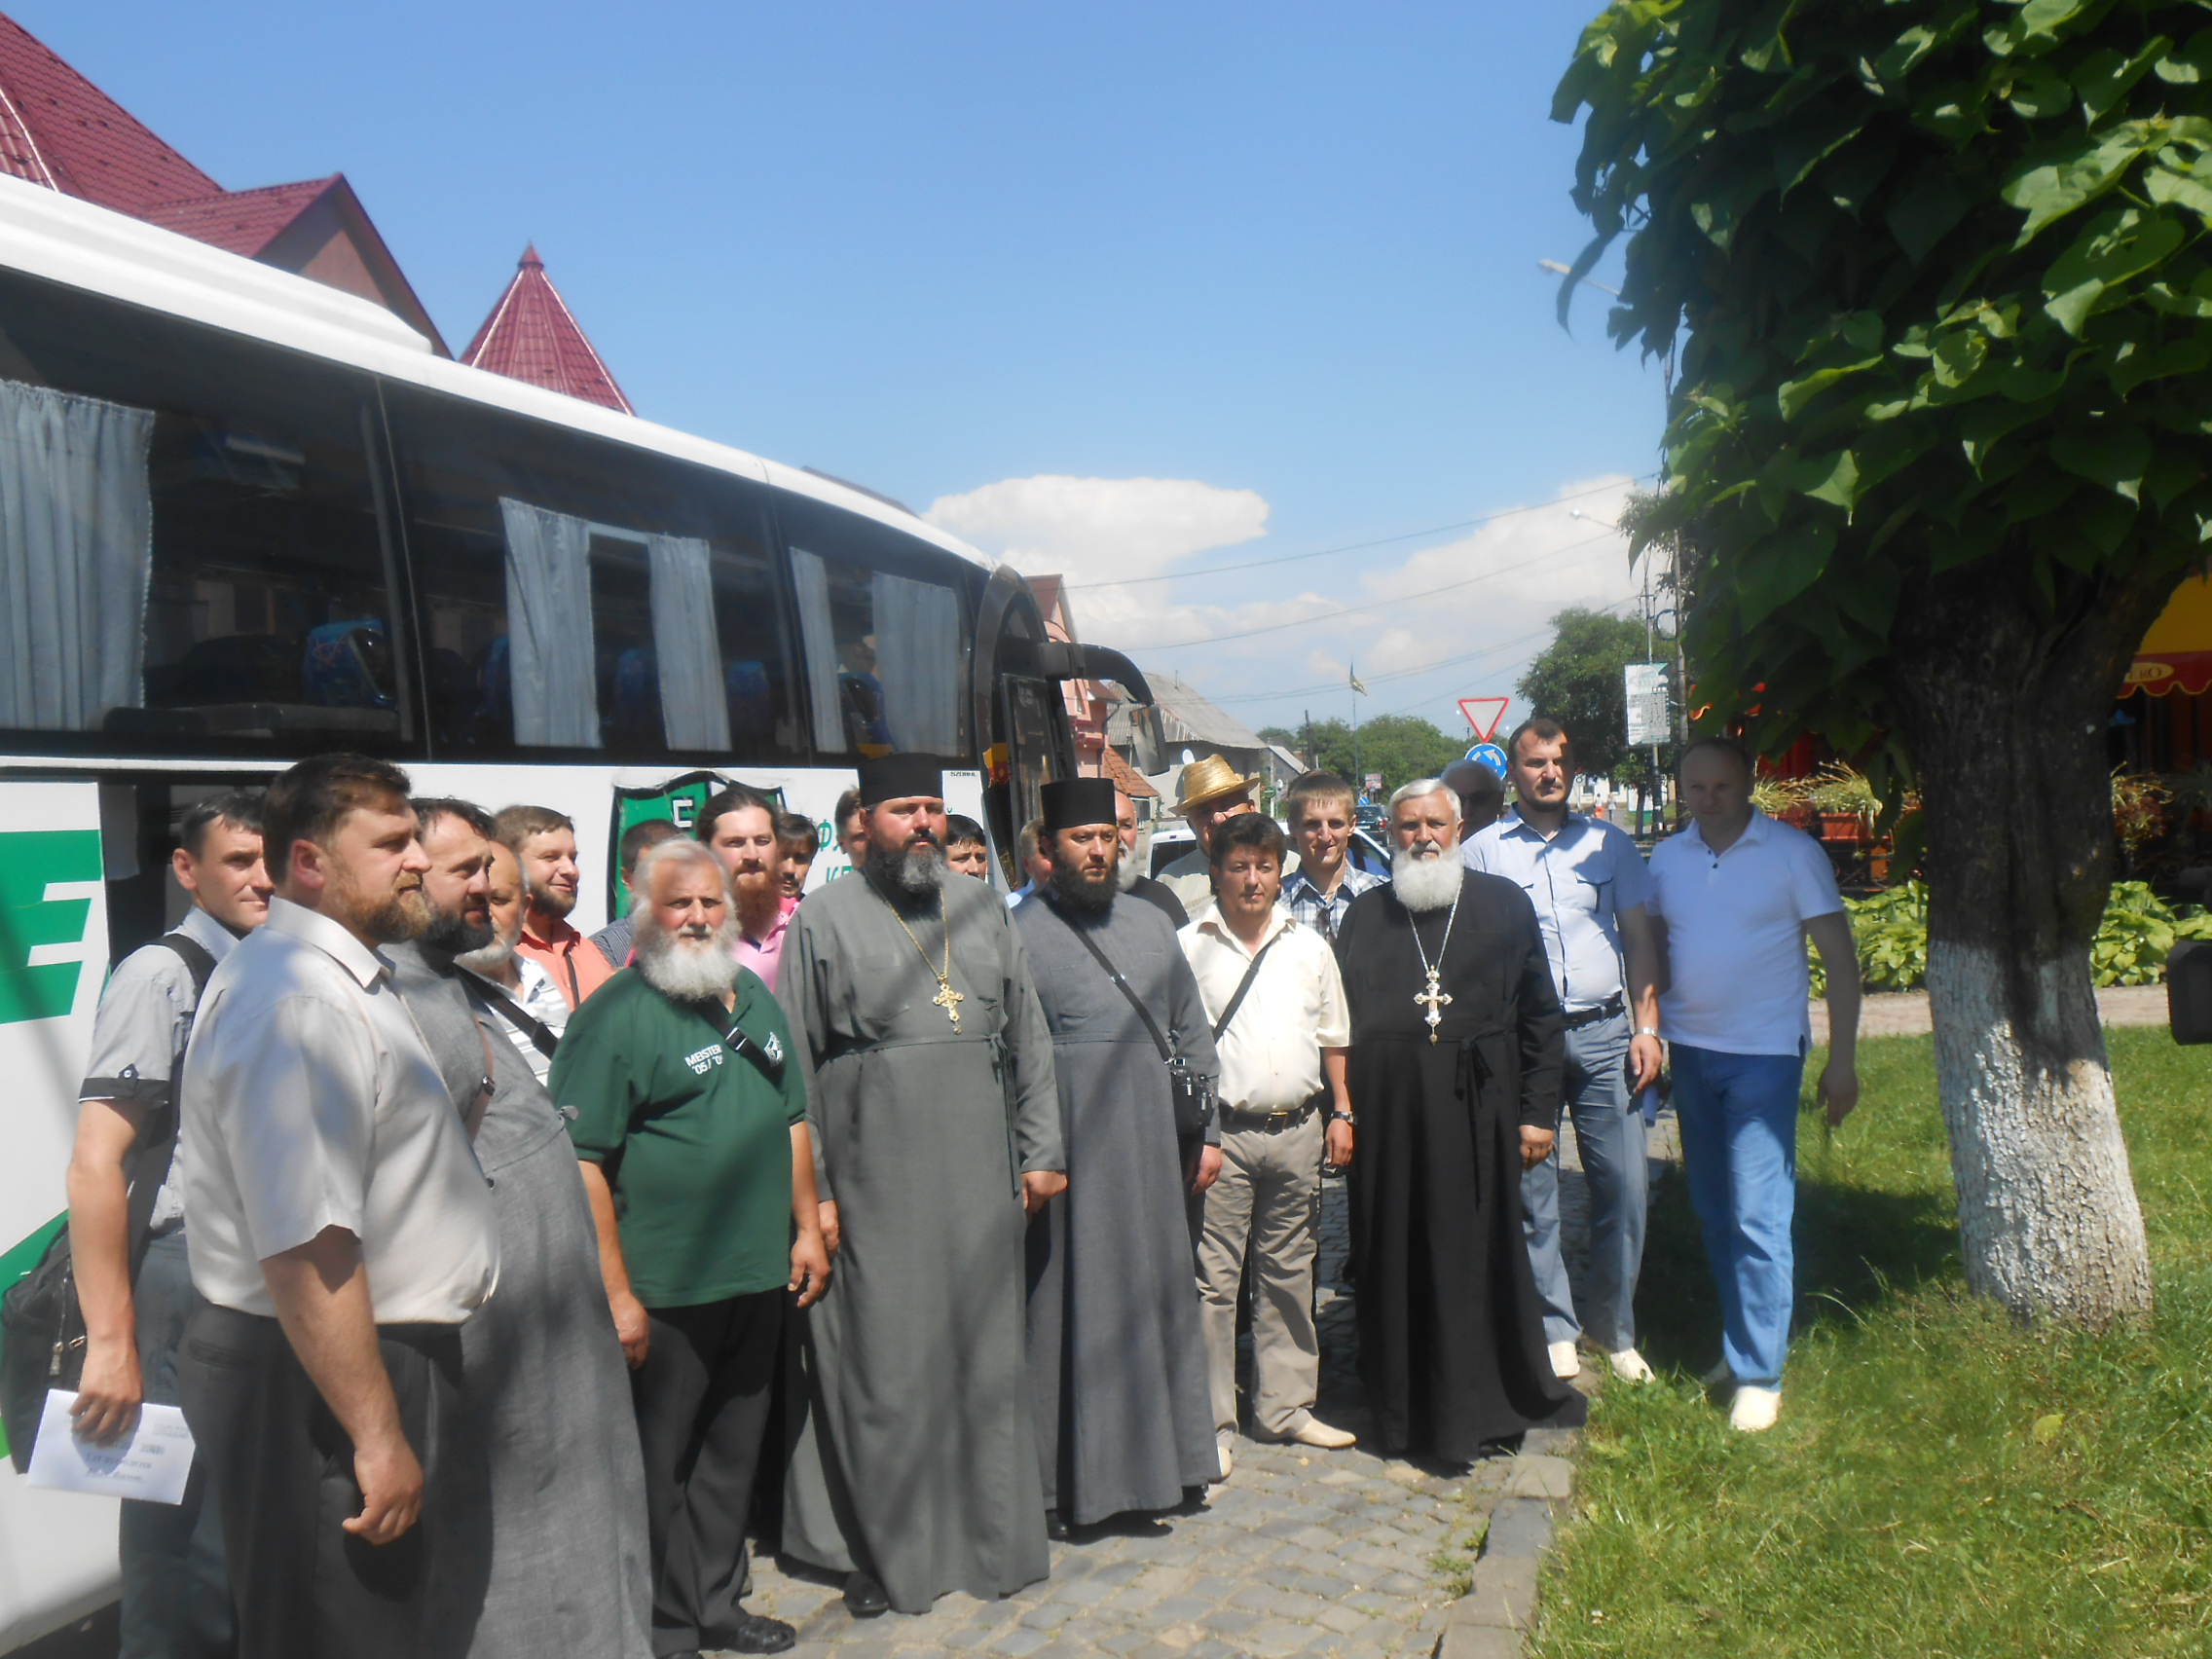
1561, 995, 1626, 1030
1221, 1101, 1318, 1132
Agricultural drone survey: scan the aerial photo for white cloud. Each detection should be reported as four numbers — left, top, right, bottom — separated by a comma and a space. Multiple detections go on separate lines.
923, 475, 1270, 581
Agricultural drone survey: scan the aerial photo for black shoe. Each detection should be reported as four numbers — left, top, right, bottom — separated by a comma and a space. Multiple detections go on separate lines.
843, 1570, 889, 1617
727, 1612, 796, 1654
1045, 1507, 1071, 1542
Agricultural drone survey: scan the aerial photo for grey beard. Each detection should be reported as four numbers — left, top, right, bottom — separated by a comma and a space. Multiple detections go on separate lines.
1391, 845, 1463, 912
455, 936, 515, 977
866, 839, 945, 900
1049, 858, 1115, 913
423, 908, 496, 957
1116, 853, 1141, 893
635, 920, 742, 1002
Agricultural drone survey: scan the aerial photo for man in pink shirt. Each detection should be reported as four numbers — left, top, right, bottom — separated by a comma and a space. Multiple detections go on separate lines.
494, 803, 616, 1009
701, 785, 798, 991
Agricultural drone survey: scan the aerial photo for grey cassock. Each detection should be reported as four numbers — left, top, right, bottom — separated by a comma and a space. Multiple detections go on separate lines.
776, 871, 1063, 1615
387, 941, 654, 1659
1014, 891, 1222, 1524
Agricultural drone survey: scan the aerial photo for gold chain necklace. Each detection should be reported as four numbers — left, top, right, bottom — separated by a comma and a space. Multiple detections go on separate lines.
889, 896, 965, 1030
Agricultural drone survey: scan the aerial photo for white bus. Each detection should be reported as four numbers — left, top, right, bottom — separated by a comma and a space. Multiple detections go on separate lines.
0, 173, 1161, 1649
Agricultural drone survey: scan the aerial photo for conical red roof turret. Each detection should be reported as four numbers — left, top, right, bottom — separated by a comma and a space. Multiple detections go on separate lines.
461, 243, 633, 414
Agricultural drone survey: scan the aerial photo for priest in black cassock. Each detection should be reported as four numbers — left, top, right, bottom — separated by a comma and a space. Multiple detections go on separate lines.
1337, 778, 1586, 1463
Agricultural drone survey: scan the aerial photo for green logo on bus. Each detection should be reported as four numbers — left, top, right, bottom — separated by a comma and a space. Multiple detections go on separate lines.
0, 830, 101, 1025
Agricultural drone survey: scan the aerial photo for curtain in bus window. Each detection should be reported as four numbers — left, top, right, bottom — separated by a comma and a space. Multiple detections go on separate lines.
789, 546, 847, 754
647, 534, 729, 752
0, 379, 155, 731
499, 497, 601, 748
872, 571, 961, 753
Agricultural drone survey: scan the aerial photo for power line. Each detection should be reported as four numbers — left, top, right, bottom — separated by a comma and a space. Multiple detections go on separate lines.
1139, 526, 1624, 650
1060, 473, 1653, 591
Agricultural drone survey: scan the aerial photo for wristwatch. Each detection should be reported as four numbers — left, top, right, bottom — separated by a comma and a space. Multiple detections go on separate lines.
1635, 1026, 1661, 1038
1327, 1109, 1355, 1125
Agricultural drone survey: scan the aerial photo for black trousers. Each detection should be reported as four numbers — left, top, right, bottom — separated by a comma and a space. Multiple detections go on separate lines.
176, 1305, 476, 1659
635, 1291, 783, 1657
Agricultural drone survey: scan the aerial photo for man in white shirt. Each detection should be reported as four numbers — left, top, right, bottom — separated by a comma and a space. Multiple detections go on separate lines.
1644, 737, 1862, 1433
1182, 813, 1356, 1478
177, 754, 499, 1658
1465, 719, 1662, 1384
67, 792, 270, 1659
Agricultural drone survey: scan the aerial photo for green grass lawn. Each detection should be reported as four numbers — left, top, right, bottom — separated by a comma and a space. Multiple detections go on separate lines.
1530, 1028, 2212, 1658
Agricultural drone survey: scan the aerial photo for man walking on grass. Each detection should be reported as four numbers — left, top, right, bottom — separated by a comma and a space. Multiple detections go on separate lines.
1465, 718, 1663, 1385
1643, 736, 1862, 1432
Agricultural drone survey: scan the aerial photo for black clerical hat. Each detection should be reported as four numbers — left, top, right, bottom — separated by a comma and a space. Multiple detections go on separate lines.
1040, 778, 1119, 833
856, 753, 945, 807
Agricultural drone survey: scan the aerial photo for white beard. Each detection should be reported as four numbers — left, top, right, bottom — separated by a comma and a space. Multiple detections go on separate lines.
635, 920, 742, 1002
1116, 853, 1141, 893
456, 936, 515, 977
1391, 845, 1462, 912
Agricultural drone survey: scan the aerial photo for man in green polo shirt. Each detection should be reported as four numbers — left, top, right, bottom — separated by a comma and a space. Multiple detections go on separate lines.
553, 836, 831, 1659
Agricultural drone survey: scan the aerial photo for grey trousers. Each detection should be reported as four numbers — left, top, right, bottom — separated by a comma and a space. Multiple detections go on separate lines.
121, 1230, 234, 1659
1522, 1012, 1647, 1351
1197, 1111, 1325, 1438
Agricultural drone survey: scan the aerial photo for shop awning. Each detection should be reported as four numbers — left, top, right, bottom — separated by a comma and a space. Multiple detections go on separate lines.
2123, 575, 2212, 697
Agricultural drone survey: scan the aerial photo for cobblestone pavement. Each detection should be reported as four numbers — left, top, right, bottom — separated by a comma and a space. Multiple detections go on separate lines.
740, 1177, 1564, 1659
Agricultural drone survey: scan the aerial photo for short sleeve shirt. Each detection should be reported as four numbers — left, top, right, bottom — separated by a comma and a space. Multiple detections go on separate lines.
179, 898, 499, 1322
1463, 811, 1650, 1011
79, 905, 241, 1235
1180, 910, 1349, 1114
551, 967, 805, 1307
1644, 810, 1844, 1055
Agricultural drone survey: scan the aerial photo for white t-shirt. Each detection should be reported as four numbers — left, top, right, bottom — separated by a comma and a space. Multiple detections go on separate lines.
1644, 809, 1843, 1056
179, 897, 499, 1323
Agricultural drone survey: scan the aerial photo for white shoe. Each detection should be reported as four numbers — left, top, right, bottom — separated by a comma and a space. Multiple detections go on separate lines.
1729, 1385, 1782, 1432
1280, 1415, 1356, 1450
1606, 1346, 1656, 1383
1701, 1359, 1735, 1389
1548, 1340, 1581, 1380
1214, 1429, 1235, 1482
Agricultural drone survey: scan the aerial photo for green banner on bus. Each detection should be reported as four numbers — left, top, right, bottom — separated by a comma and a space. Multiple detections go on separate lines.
607, 772, 786, 917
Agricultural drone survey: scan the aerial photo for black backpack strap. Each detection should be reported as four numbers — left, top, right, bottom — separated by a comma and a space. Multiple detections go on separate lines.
124, 932, 220, 1276
466, 977, 562, 1060
1209, 935, 1280, 1044
1054, 903, 1177, 1062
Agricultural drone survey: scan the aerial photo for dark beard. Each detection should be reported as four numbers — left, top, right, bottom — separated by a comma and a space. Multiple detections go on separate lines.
422, 908, 496, 956
864, 838, 944, 903
1048, 857, 1115, 913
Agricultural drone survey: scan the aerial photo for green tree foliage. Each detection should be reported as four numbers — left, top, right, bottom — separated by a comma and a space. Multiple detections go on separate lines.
1515, 607, 1664, 778
1291, 715, 1463, 794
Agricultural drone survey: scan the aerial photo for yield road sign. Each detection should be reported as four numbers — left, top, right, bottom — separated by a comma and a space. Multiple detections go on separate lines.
1457, 697, 1509, 741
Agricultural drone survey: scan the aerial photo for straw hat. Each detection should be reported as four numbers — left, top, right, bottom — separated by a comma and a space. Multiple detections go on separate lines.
1175, 754, 1261, 816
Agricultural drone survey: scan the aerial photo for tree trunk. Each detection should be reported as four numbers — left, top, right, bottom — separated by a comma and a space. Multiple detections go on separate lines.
1889, 560, 2166, 1328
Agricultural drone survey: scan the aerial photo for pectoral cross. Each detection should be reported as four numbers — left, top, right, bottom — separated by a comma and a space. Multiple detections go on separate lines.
932, 976, 966, 1031
1415, 969, 1452, 1044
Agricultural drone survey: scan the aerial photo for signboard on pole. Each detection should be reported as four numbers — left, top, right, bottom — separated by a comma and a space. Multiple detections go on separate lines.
1624, 662, 1670, 748
1457, 697, 1510, 741
1364, 772, 1383, 796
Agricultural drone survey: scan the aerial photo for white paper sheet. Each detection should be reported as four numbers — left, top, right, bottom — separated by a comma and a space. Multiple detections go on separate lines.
24, 1390, 195, 1505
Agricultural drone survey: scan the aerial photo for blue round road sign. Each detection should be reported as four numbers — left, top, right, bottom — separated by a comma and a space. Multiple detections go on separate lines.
1465, 742, 1508, 778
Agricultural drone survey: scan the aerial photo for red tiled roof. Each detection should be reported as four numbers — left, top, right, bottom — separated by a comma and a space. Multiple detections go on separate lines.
0, 13, 216, 213
461, 244, 633, 414
140, 175, 337, 257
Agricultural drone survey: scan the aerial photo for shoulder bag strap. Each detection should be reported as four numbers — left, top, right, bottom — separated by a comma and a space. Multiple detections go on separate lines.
1209, 935, 1280, 1044
1054, 903, 1177, 1063
123, 932, 220, 1276
461, 1015, 498, 1142
467, 977, 562, 1060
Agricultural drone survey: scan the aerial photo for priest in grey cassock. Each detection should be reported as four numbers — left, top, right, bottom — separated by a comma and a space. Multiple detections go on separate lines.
1015, 778, 1223, 1533
1337, 778, 1586, 1464
776, 754, 1066, 1619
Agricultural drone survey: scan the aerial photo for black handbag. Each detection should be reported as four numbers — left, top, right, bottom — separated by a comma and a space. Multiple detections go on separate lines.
1, 931, 215, 1472
1055, 906, 1216, 1137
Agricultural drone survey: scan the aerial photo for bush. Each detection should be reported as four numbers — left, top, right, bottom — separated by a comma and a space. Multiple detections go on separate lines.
1805, 880, 2212, 996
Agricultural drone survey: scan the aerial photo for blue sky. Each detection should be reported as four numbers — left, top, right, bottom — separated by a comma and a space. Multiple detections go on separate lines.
23, 0, 1668, 744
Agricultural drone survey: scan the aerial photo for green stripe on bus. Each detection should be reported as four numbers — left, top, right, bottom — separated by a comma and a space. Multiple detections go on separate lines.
0, 1212, 67, 1461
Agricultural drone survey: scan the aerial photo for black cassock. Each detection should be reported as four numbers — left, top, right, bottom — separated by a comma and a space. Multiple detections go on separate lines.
1337, 869, 1586, 1461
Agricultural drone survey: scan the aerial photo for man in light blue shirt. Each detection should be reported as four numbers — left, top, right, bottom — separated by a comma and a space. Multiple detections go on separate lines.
1465, 719, 1662, 1384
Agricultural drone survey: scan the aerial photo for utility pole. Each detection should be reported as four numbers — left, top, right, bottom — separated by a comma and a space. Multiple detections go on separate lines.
1349, 663, 1364, 801
1303, 708, 1313, 772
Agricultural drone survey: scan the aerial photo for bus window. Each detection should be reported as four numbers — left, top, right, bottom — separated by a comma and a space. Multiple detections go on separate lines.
779, 496, 974, 761
0, 269, 403, 754
383, 384, 802, 762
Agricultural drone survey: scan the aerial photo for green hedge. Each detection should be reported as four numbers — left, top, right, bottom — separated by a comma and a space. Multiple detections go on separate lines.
1805, 881, 2212, 996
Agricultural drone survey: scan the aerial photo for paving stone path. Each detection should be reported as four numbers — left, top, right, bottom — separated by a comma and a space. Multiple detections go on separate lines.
740, 1176, 1565, 1659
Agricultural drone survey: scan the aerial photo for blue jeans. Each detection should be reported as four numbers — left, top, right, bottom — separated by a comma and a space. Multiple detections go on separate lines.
122, 1229, 235, 1659
1522, 1013, 1646, 1351
1669, 1043, 1806, 1387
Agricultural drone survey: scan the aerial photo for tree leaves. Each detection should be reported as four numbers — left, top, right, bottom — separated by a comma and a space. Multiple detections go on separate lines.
2039, 207, 2186, 335
2050, 424, 2153, 499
